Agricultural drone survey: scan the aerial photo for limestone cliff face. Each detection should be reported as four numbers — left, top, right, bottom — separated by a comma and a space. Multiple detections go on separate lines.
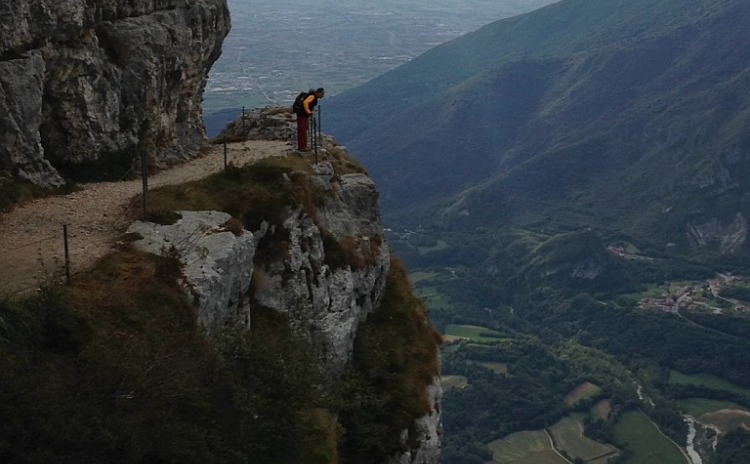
686, 212, 748, 254
0, 0, 230, 186
387, 378, 443, 464
250, 171, 390, 378
125, 164, 387, 377
126, 142, 442, 462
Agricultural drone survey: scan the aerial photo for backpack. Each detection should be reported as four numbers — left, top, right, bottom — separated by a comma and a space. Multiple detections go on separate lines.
292, 90, 313, 115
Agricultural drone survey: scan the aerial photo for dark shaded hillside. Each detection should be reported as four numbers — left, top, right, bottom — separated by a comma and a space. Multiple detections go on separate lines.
452, 7, 750, 251
326, 0, 750, 254
341, 60, 563, 208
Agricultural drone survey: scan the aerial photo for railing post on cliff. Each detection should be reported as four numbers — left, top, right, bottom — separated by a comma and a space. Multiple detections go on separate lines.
63, 224, 71, 285
141, 151, 148, 221
223, 141, 228, 169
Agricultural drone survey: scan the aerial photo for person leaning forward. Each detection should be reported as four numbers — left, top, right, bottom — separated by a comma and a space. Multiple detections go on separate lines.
295, 87, 324, 152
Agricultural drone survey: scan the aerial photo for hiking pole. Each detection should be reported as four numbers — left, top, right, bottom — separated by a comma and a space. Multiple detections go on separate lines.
312, 116, 318, 164
317, 106, 322, 148
308, 114, 313, 153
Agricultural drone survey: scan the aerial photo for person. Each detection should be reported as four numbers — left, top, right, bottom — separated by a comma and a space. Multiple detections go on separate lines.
294, 87, 325, 151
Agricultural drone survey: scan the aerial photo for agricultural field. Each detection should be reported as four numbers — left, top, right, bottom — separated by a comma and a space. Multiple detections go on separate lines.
549, 416, 618, 463
442, 343, 462, 353
472, 361, 508, 375
409, 271, 439, 284
612, 410, 688, 464
592, 399, 612, 420
444, 324, 507, 343
419, 287, 453, 312
680, 398, 745, 417
415, 239, 449, 255
441, 375, 469, 392
669, 371, 750, 401
411, 271, 456, 314
700, 408, 750, 433
668, 397, 750, 453
487, 430, 568, 464
486, 416, 618, 464
564, 382, 602, 406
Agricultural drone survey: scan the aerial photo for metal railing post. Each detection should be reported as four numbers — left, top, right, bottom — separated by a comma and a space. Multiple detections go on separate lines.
63, 224, 71, 285
141, 152, 148, 221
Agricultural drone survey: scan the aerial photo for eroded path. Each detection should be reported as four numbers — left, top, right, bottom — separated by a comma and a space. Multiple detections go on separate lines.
0, 140, 291, 296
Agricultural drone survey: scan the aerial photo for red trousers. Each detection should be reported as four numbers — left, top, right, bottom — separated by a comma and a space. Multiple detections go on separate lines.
297, 115, 309, 150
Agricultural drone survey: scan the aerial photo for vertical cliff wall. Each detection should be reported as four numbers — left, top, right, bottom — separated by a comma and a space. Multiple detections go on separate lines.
0, 0, 230, 186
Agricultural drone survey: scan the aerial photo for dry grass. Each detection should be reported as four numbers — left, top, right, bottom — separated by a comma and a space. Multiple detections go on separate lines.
220, 217, 245, 236
339, 257, 442, 461
323, 232, 384, 271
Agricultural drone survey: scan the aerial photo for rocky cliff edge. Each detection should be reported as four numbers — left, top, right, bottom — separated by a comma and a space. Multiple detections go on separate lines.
125, 117, 443, 463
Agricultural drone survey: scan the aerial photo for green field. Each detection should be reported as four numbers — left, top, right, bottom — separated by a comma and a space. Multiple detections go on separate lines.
563, 382, 602, 405
416, 239, 449, 255
441, 375, 469, 391
624, 243, 640, 254
474, 361, 508, 375
623, 284, 663, 301
441, 343, 461, 353
418, 287, 452, 312
549, 416, 618, 462
444, 324, 506, 343
409, 271, 439, 283
613, 410, 688, 464
625, 280, 702, 301
487, 430, 568, 464
669, 370, 750, 400
680, 398, 744, 416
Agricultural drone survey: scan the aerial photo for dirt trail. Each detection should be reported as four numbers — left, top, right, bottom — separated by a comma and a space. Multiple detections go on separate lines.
0, 140, 291, 296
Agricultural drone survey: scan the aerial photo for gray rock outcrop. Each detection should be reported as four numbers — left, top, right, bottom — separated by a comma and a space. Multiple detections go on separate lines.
387, 378, 444, 464
127, 210, 255, 334
0, 0, 230, 184
213, 106, 297, 143
251, 177, 390, 378
686, 212, 748, 253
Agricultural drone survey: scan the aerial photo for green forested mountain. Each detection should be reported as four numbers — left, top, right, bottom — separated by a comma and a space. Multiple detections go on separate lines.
327, 1, 750, 462
326, 0, 750, 256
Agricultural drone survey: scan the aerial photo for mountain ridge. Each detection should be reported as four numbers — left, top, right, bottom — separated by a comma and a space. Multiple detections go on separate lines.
326, 0, 750, 256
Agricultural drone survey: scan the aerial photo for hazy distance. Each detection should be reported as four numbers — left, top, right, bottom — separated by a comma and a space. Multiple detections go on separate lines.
204, 0, 558, 115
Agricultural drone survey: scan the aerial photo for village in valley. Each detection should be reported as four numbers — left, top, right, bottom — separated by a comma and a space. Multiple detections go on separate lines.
636, 272, 749, 315
605, 245, 750, 315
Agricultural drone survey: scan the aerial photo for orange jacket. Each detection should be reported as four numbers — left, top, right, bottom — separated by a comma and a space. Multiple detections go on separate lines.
302, 94, 318, 116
